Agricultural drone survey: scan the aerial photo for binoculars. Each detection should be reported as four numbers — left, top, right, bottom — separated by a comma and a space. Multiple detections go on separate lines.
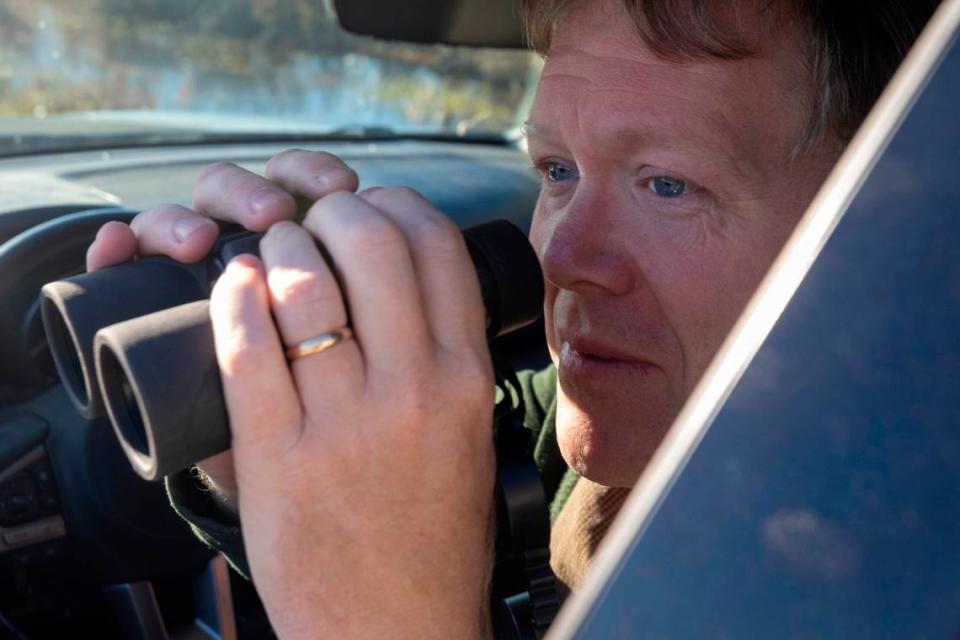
41, 221, 543, 481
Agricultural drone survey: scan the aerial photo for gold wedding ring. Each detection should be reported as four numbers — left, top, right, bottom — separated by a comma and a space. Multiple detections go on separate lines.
285, 327, 354, 361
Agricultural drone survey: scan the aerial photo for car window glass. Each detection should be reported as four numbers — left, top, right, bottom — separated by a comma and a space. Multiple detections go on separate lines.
0, 0, 540, 154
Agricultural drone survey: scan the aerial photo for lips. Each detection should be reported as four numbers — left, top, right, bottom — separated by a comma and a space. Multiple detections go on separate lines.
558, 336, 658, 380
564, 336, 642, 363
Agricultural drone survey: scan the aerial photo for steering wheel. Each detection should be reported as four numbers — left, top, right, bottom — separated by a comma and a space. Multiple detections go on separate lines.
0, 208, 221, 635
0, 208, 138, 390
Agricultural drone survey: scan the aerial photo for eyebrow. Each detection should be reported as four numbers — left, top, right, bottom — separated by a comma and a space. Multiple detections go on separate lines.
521, 119, 755, 182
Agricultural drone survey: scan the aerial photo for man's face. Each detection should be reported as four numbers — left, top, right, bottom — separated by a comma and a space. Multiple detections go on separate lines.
526, 0, 842, 487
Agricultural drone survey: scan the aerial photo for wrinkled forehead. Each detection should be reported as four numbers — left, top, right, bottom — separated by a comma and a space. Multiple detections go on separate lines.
530, 0, 814, 164
547, 0, 795, 57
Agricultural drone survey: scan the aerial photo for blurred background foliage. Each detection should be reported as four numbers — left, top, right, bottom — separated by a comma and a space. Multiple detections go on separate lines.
0, 0, 538, 133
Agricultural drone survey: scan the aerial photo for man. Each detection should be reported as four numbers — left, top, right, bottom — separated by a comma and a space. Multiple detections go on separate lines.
85, 0, 937, 636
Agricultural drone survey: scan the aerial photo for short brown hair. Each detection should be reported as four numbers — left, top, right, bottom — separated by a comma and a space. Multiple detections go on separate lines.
521, 0, 941, 143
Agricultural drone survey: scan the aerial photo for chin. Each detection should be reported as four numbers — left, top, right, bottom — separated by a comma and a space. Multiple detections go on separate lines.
555, 393, 674, 489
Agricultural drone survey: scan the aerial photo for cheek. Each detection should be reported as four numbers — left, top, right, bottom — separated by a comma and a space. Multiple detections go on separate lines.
645, 228, 788, 390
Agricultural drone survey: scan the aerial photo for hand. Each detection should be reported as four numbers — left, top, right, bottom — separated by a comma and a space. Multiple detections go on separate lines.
85, 150, 360, 504
210, 187, 496, 638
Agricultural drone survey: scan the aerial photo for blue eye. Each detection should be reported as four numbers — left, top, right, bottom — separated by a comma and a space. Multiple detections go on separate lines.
546, 162, 577, 183
649, 176, 688, 198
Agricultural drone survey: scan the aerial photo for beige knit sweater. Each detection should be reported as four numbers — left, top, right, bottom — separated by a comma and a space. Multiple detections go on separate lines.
549, 478, 631, 594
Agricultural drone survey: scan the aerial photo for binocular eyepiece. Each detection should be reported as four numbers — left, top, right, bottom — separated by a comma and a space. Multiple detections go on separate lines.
42, 221, 543, 481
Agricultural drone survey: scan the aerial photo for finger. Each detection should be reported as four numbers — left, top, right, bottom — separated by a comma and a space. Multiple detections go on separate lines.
194, 162, 297, 231
210, 254, 302, 454
126, 204, 220, 263
86, 221, 138, 271
302, 192, 432, 377
259, 221, 364, 408
265, 149, 359, 201
359, 188, 486, 354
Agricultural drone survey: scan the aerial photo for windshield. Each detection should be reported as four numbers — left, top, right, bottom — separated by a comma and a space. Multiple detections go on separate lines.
0, 0, 541, 155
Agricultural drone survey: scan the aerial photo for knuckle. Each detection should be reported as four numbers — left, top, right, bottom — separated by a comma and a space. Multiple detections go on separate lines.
211, 307, 274, 377
307, 150, 347, 170
270, 269, 330, 309
217, 333, 270, 378
130, 204, 183, 233
262, 219, 302, 242
196, 160, 236, 186
359, 186, 389, 210
415, 216, 462, 257
391, 185, 424, 203
259, 221, 303, 256
236, 179, 271, 202
211, 263, 258, 306
266, 148, 324, 180
363, 185, 422, 210
266, 147, 305, 171
313, 188, 354, 210
303, 190, 350, 227
128, 210, 151, 232
343, 213, 403, 253
268, 149, 349, 181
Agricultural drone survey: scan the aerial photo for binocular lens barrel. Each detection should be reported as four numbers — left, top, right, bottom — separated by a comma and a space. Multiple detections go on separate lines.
96, 301, 228, 480
43, 220, 543, 481
42, 292, 89, 407
41, 261, 209, 420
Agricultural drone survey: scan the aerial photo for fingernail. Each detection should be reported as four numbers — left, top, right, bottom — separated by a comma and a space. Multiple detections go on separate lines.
251, 189, 289, 216
173, 217, 211, 243
317, 168, 352, 188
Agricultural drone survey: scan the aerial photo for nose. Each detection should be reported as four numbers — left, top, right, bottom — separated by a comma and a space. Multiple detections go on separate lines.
534, 183, 636, 296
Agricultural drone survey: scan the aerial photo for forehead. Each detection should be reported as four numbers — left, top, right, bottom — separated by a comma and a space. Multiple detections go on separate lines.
528, 0, 813, 166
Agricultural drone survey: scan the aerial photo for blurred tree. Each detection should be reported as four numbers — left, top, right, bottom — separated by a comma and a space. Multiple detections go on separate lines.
0, 0, 537, 131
